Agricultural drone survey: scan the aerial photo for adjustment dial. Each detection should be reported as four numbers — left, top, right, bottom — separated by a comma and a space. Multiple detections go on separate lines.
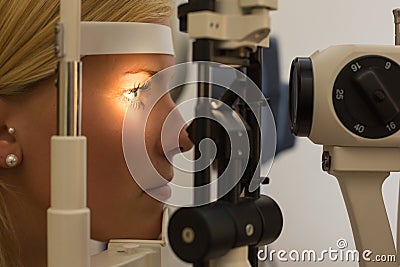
333, 55, 400, 139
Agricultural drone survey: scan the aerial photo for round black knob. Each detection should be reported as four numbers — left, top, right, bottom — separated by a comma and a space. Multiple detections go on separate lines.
168, 196, 283, 263
289, 57, 314, 137
333, 55, 400, 139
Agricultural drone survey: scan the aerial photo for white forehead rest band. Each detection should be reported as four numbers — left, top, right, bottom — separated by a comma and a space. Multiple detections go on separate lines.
80, 22, 175, 56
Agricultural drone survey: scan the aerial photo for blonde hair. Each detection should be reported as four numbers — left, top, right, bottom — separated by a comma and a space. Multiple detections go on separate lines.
0, 0, 172, 265
0, 0, 173, 95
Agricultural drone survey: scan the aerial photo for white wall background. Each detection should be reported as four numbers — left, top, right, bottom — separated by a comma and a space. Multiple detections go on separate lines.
262, 1, 400, 266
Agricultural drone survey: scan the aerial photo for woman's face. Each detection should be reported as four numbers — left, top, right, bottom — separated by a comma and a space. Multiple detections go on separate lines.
7, 53, 192, 241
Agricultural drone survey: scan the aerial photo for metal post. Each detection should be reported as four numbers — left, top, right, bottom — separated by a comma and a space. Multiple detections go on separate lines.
393, 9, 400, 45
393, 9, 400, 264
48, 1, 90, 266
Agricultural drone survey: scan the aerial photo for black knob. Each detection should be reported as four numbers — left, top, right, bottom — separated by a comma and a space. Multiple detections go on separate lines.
333, 55, 400, 139
168, 196, 283, 263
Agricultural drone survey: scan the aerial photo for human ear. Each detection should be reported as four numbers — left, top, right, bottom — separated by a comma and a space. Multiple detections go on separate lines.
0, 125, 23, 169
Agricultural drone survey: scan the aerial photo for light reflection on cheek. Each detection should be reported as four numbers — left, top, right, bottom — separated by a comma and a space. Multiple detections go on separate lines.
120, 76, 170, 143
121, 71, 177, 191
123, 101, 153, 186
123, 108, 146, 156
122, 84, 166, 152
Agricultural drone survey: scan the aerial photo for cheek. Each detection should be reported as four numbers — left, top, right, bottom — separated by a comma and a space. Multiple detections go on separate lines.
143, 95, 176, 151
82, 92, 128, 183
82, 91, 147, 212
82, 87, 127, 155
84, 98, 123, 136
15, 87, 57, 209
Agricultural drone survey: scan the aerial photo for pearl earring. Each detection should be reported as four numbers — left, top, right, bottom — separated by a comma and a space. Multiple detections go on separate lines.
8, 128, 15, 134
6, 154, 18, 167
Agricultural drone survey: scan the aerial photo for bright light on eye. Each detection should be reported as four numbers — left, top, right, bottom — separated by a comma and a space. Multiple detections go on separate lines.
118, 71, 154, 110
123, 91, 134, 101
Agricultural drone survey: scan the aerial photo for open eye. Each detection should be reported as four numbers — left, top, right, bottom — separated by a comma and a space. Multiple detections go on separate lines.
121, 80, 151, 110
123, 80, 151, 101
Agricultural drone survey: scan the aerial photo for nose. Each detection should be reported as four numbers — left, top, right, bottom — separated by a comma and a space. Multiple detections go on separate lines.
178, 123, 193, 153
159, 100, 193, 157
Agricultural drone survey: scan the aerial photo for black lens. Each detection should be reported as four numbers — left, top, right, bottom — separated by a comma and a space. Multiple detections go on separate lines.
288, 57, 314, 137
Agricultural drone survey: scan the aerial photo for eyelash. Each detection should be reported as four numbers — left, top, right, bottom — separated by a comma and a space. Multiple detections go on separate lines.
125, 81, 150, 97
122, 81, 151, 109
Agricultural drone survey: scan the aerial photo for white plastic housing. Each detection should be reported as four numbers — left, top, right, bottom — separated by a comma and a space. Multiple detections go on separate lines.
309, 45, 400, 147
80, 22, 175, 56
187, 0, 276, 50
60, 0, 81, 61
48, 137, 90, 267
209, 247, 251, 267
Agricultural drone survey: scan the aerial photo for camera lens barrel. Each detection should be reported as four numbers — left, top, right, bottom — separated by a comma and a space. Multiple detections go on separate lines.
289, 57, 314, 137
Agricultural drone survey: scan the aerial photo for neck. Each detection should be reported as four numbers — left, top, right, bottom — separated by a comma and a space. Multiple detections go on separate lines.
3, 187, 47, 267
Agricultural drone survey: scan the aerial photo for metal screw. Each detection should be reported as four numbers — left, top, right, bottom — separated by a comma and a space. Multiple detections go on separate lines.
373, 90, 386, 102
238, 150, 243, 156
245, 224, 254, 237
55, 24, 61, 34
182, 227, 195, 244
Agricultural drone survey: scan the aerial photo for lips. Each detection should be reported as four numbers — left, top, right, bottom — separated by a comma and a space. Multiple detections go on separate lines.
141, 164, 173, 201
140, 152, 175, 201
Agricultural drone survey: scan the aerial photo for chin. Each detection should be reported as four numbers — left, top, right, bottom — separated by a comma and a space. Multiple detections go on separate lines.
91, 200, 164, 242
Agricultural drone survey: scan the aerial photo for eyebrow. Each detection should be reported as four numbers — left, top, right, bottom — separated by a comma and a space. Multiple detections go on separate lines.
124, 68, 159, 77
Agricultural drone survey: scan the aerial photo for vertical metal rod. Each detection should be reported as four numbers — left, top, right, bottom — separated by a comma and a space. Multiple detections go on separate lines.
393, 9, 400, 46
397, 180, 400, 267
245, 48, 265, 267
193, 38, 214, 206
48, 1, 89, 267
393, 9, 400, 264
58, 61, 82, 136
57, 0, 82, 136
219, 158, 242, 204
236, 64, 261, 266
194, 62, 212, 206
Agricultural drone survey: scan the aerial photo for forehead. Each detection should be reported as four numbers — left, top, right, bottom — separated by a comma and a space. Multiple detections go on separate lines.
82, 54, 175, 74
